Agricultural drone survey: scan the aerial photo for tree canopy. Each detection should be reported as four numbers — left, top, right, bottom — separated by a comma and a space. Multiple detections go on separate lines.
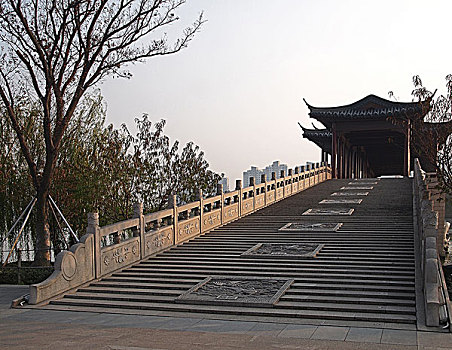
0, 0, 204, 264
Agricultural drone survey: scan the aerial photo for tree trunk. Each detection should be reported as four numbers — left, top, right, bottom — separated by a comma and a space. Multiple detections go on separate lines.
33, 189, 51, 266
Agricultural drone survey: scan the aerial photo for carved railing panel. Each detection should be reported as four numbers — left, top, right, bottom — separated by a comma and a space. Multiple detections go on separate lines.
176, 217, 200, 244
202, 208, 222, 232
223, 202, 239, 223
144, 226, 174, 257
241, 197, 254, 216
100, 237, 140, 276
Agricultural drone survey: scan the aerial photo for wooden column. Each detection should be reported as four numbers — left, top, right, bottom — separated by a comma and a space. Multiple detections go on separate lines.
332, 125, 337, 179
337, 136, 342, 179
404, 121, 411, 177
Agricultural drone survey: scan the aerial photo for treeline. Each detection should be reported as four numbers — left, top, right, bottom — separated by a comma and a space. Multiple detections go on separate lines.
0, 91, 221, 256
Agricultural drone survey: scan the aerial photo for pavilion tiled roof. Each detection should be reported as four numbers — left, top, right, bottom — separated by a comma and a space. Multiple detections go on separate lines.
300, 125, 332, 153
304, 94, 429, 128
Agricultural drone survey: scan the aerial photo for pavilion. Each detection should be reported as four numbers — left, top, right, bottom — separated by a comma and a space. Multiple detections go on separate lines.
301, 94, 431, 178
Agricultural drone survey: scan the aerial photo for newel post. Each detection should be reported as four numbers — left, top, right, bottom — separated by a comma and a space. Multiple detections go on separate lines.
261, 174, 267, 206
133, 202, 145, 259
217, 184, 224, 225
87, 212, 101, 279
236, 179, 242, 217
197, 189, 204, 234
249, 177, 255, 212
168, 194, 178, 244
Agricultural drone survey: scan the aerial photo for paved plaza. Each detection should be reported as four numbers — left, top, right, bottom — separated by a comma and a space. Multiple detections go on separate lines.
1, 285, 452, 349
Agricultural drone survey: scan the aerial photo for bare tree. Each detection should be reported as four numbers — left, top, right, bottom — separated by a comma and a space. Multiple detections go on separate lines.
0, 0, 204, 265
410, 75, 452, 193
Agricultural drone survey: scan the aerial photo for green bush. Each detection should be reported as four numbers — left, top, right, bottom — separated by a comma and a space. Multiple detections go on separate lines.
0, 262, 53, 285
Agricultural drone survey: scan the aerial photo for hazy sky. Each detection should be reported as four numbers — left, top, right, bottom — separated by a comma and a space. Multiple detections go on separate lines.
101, 0, 452, 182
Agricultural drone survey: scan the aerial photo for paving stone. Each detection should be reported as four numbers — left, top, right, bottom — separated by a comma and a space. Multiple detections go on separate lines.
345, 327, 382, 343
310, 325, 350, 341
182, 319, 257, 333
381, 329, 417, 345
278, 324, 318, 338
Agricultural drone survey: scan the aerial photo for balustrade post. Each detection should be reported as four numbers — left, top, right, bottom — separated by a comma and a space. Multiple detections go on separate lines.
217, 184, 224, 225
236, 179, 242, 217
168, 194, 178, 244
133, 202, 145, 259
197, 189, 204, 234
261, 174, 267, 206
87, 212, 100, 279
294, 167, 299, 192
249, 177, 255, 212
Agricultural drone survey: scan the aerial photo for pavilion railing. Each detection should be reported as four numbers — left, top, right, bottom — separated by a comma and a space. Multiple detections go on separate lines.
29, 163, 332, 304
413, 158, 451, 328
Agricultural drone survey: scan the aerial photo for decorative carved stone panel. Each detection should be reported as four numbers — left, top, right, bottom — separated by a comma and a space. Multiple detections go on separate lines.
285, 186, 292, 196
202, 209, 221, 232
302, 208, 354, 216
255, 194, 265, 209
241, 198, 254, 216
279, 222, 342, 232
331, 192, 369, 196
319, 199, 363, 204
241, 242, 324, 258
276, 188, 284, 200
176, 217, 200, 244
175, 276, 294, 307
223, 203, 239, 224
340, 186, 373, 190
266, 192, 275, 203
144, 226, 174, 257
101, 237, 140, 276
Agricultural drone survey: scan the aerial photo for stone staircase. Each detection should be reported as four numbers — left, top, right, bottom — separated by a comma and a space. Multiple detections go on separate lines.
45, 178, 416, 328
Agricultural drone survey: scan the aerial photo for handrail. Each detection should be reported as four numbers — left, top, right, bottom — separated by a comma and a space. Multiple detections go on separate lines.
29, 163, 332, 304
413, 158, 450, 329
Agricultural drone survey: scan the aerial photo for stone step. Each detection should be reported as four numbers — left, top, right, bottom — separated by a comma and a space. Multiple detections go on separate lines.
49, 298, 416, 324
95, 278, 415, 293
146, 256, 414, 267
284, 288, 414, 300
173, 244, 414, 251
78, 286, 414, 307
280, 294, 414, 306
159, 252, 415, 262
126, 265, 414, 279
136, 261, 414, 275
108, 273, 414, 287
62, 292, 415, 316
168, 246, 414, 254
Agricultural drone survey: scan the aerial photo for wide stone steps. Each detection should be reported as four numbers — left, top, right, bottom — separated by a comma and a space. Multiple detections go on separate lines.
48, 178, 417, 326
49, 299, 417, 324
59, 291, 415, 316
77, 286, 413, 306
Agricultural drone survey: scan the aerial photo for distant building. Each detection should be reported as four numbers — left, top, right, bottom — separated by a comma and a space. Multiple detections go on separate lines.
218, 177, 229, 192
243, 161, 288, 187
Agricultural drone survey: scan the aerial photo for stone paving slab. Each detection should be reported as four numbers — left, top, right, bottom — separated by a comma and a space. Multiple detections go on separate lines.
311, 325, 350, 341
3, 303, 452, 349
345, 327, 383, 343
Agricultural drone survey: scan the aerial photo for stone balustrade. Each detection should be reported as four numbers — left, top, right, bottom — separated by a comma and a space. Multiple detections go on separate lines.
29, 163, 332, 304
413, 158, 451, 327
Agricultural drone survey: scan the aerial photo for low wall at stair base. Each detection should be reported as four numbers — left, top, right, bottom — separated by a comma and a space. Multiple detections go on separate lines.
29, 234, 95, 305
